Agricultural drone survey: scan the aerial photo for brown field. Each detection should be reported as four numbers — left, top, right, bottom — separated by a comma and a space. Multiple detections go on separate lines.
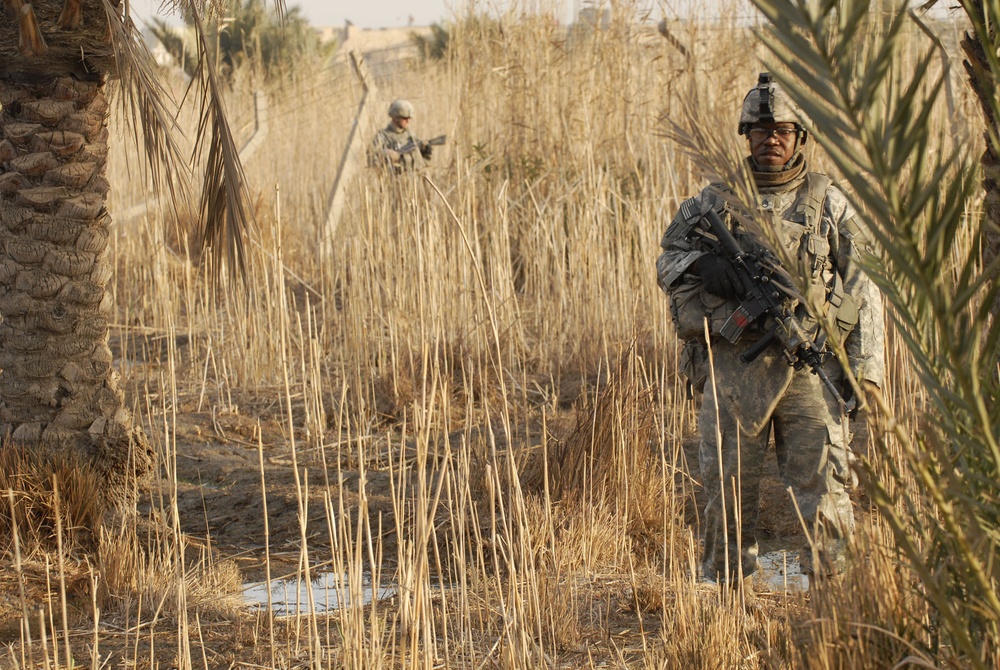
0, 2, 987, 669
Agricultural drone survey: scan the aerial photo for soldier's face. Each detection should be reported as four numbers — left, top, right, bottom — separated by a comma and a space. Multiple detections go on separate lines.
392, 116, 410, 130
749, 122, 799, 168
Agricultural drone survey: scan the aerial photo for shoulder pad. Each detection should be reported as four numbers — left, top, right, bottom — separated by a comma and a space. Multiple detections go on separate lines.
842, 214, 875, 247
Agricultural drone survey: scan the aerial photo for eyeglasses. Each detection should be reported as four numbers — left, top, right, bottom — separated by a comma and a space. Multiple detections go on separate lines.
748, 127, 799, 141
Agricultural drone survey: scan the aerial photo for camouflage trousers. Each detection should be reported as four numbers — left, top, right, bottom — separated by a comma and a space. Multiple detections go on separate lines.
699, 359, 854, 582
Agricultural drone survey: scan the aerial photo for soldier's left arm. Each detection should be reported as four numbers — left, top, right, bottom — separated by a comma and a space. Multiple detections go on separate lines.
827, 186, 886, 389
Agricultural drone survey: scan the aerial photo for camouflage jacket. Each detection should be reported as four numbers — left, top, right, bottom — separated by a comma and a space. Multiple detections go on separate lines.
656, 171, 885, 392
369, 123, 427, 173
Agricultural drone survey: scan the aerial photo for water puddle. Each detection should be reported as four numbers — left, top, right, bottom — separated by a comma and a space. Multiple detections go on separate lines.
244, 572, 396, 616
249, 557, 807, 615
758, 550, 809, 592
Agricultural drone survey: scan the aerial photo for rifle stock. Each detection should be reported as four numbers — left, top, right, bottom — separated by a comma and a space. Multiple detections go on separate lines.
701, 208, 847, 408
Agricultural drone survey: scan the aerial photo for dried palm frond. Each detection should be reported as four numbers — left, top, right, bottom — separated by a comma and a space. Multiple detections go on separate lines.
102, 0, 191, 217
186, 0, 255, 283
102, 0, 260, 283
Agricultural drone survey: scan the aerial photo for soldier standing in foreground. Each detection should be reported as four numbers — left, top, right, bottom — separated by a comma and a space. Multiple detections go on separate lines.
370, 99, 435, 173
656, 73, 885, 583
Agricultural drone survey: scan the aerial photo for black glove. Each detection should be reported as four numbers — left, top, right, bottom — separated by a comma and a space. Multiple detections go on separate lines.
693, 254, 742, 300
420, 143, 433, 160
842, 379, 882, 418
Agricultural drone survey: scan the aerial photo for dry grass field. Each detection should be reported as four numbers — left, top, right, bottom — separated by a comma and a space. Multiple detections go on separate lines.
0, 1, 991, 668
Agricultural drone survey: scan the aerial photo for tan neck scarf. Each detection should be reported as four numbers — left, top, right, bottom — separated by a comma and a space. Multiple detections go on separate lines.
749, 152, 807, 189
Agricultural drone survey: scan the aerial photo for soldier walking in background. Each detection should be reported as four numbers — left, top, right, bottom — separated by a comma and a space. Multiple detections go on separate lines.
370, 99, 435, 173
656, 73, 885, 584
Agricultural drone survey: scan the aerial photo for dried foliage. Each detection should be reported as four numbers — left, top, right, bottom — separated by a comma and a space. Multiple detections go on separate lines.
149, 0, 336, 82
185, 1, 256, 283
97, 523, 243, 620
103, 0, 191, 213
544, 344, 658, 507
0, 448, 104, 553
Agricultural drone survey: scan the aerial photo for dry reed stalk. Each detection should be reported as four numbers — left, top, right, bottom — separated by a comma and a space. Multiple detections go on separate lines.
37, 606, 50, 670
0, 450, 104, 554
6, 489, 34, 669
544, 344, 659, 517
786, 520, 940, 668
51, 478, 72, 669
89, 565, 99, 670
256, 425, 276, 668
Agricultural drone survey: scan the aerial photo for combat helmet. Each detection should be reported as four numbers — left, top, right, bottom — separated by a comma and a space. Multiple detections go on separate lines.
388, 99, 415, 119
738, 72, 807, 143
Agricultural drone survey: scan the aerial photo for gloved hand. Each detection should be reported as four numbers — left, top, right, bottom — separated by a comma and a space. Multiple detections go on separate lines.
692, 254, 742, 300
420, 142, 433, 160
844, 379, 883, 418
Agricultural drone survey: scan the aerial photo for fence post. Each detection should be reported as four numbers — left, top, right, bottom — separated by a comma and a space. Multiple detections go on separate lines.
323, 50, 379, 256
239, 90, 269, 161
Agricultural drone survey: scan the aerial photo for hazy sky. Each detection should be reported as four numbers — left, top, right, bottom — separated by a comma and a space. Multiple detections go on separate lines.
128, 0, 955, 32
128, 0, 725, 31
132, 0, 483, 30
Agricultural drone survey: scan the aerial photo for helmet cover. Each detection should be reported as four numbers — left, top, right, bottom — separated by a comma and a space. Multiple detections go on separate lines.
388, 99, 415, 119
738, 73, 806, 135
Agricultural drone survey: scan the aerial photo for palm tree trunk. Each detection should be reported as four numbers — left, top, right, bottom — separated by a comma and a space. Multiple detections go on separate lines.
0, 74, 152, 504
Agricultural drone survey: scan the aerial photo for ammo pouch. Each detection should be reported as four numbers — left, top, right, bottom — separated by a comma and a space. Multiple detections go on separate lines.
669, 281, 708, 340
826, 269, 860, 344
679, 339, 709, 396
834, 293, 859, 342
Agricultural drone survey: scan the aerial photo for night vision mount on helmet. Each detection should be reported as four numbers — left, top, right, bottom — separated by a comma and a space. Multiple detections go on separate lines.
738, 72, 808, 144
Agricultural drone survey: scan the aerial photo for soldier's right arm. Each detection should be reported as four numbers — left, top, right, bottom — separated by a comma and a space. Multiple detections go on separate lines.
369, 131, 386, 167
369, 129, 401, 168
657, 191, 720, 340
656, 192, 717, 292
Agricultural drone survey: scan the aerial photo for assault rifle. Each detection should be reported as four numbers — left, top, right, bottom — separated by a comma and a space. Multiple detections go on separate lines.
397, 134, 447, 157
701, 208, 848, 408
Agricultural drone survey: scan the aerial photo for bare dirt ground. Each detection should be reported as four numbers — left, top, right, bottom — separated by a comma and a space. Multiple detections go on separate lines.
160, 399, 808, 589
156, 406, 395, 584
0, 334, 824, 668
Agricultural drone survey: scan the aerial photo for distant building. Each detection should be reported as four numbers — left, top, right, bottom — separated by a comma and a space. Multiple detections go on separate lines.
328, 22, 434, 78
316, 25, 341, 44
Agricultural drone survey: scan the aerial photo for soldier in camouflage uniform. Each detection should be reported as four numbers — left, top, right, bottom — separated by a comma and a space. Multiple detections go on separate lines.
656, 73, 885, 582
370, 99, 434, 173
